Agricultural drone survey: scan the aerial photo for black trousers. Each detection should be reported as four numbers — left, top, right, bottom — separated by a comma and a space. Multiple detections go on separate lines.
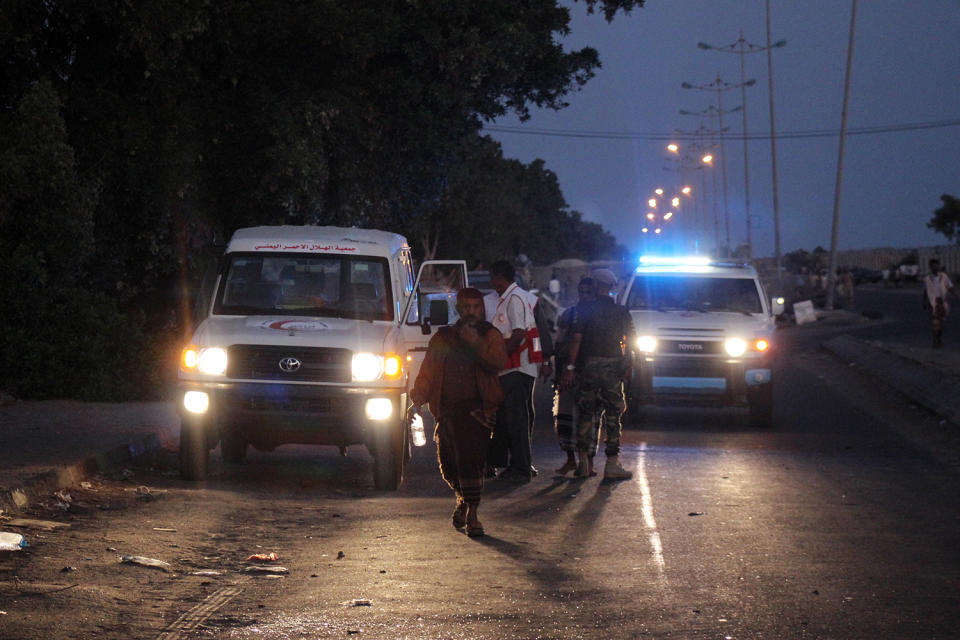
488, 371, 534, 473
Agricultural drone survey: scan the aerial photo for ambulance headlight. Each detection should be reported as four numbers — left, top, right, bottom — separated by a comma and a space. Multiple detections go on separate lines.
352, 353, 382, 381
197, 348, 228, 375
724, 338, 747, 357
352, 353, 403, 382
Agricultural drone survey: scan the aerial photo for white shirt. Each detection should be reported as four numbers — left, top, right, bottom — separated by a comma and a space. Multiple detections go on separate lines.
487, 283, 538, 378
924, 271, 954, 310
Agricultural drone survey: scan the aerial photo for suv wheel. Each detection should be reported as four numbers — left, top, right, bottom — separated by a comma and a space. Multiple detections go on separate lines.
748, 383, 774, 428
180, 418, 209, 480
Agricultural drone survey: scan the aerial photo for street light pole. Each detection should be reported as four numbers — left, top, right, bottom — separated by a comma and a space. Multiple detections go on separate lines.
677, 117, 739, 258
826, 0, 858, 311
765, 0, 786, 291
682, 75, 755, 258
699, 26, 786, 266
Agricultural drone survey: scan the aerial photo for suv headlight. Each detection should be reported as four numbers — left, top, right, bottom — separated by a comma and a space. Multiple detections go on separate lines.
636, 335, 658, 353
724, 338, 747, 357
182, 346, 228, 375
352, 352, 403, 382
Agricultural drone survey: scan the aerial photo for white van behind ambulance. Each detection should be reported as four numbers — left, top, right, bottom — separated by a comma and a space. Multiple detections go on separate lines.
177, 226, 466, 488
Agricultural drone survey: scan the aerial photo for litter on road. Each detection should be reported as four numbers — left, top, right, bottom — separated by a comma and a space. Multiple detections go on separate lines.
343, 599, 372, 607
3, 518, 71, 530
119, 555, 172, 571
0, 532, 28, 551
246, 552, 279, 562
243, 565, 289, 575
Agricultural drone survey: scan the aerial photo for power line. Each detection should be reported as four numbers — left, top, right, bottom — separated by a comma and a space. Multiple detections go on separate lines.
483, 118, 960, 141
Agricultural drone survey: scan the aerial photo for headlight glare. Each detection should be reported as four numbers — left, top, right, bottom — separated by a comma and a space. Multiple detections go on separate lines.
197, 347, 228, 375
724, 337, 747, 357
365, 398, 393, 420
183, 391, 209, 414
637, 335, 658, 353
352, 352, 383, 381
755, 339, 770, 352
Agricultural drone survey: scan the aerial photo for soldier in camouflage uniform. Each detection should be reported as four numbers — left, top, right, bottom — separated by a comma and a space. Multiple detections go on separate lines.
560, 269, 636, 480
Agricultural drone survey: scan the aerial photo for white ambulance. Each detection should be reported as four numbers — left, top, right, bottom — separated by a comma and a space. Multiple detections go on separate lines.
177, 226, 466, 488
622, 256, 784, 427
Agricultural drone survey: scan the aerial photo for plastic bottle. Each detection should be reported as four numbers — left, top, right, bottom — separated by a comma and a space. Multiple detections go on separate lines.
0, 532, 27, 551
410, 410, 427, 447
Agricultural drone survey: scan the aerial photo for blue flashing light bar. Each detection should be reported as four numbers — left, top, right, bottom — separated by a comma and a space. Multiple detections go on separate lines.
638, 255, 712, 267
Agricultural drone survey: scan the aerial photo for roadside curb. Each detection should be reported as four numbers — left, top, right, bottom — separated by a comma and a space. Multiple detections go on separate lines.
822, 335, 960, 427
0, 432, 166, 514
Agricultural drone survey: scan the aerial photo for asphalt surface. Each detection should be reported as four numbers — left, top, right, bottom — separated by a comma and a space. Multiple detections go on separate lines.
2, 284, 960, 639
1, 318, 959, 638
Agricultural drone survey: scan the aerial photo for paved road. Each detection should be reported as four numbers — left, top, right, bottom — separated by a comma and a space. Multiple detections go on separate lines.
2, 310, 959, 639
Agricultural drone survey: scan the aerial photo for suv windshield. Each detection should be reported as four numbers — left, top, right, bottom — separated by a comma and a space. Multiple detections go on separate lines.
626, 275, 762, 314
213, 253, 393, 321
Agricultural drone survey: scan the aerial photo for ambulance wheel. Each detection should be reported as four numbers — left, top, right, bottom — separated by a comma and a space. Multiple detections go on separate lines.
372, 422, 406, 491
179, 419, 209, 480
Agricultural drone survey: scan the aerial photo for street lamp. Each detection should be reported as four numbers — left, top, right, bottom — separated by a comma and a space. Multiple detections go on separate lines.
668, 131, 722, 255
678, 100, 744, 258
699, 31, 786, 261
682, 74, 755, 259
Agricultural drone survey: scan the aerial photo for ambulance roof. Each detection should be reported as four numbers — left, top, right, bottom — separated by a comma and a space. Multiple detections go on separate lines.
226, 226, 409, 257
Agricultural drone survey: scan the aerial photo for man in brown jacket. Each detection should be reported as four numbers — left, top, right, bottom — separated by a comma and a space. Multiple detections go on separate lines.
411, 287, 507, 537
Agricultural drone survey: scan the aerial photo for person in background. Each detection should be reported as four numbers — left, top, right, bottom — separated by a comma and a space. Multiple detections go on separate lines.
553, 277, 598, 476
560, 269, 637, 480
410, 288, 507, 537
923, 258, 955, 348
486, 260, 544, 483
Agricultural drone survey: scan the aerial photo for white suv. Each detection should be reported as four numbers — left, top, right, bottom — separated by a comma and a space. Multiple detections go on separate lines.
177, 225, 467, 487
621, 257, 783, 427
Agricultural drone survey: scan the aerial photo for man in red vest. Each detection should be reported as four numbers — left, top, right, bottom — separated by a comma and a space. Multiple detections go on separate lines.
486, 260, 545, 482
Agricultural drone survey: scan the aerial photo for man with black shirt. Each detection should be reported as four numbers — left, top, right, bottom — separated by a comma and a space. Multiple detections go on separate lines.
560, 269, 636, 480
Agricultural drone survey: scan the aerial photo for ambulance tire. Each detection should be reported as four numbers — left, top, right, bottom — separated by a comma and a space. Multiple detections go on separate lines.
179, 418, 209, 480
373, 422, 406, 491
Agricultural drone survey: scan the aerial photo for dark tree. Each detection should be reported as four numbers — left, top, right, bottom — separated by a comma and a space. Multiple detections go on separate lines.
927, 194, 960, 244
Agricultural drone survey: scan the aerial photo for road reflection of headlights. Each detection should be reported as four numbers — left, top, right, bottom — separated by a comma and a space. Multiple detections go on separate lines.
637, 336, 658, 353
197, 348, 228, 375
724, 338, 747, 357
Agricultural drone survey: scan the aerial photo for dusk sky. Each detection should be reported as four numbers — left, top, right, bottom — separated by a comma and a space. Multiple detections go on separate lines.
485, 0, 960, 258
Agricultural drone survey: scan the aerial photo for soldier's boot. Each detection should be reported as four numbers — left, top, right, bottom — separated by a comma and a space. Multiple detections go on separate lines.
603, 455, 633, 480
